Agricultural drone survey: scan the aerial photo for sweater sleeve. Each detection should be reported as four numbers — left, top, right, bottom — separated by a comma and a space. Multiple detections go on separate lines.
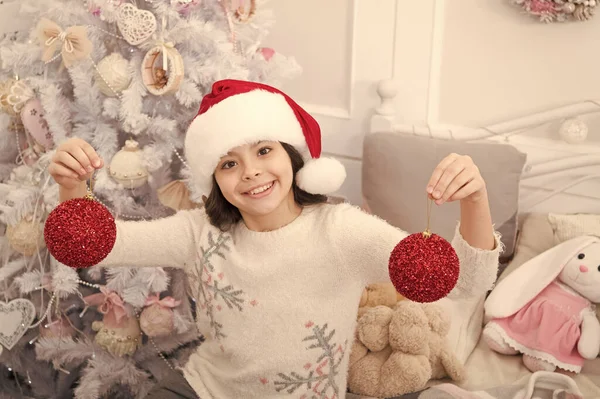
446, 222, 503, 300
329, 204, 409, 285
330, 204, 503, 299
98, 208, 206, 269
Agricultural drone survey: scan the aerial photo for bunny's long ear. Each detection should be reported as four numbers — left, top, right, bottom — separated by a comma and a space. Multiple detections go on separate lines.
485, 235, 599, 319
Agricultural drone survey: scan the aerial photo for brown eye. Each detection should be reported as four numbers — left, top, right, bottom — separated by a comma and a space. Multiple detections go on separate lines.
578, 253, 585, 260
221, 161, 236, 169
258, 147, 271, 156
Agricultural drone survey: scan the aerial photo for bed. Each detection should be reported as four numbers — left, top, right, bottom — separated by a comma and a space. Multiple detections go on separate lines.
349, 79, 600, 398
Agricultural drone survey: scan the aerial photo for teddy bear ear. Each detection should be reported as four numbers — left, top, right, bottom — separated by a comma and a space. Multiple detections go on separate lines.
485, 235, 599, 320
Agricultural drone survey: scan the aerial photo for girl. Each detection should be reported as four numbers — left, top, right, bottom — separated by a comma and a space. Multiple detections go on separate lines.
49, 79, 501, 399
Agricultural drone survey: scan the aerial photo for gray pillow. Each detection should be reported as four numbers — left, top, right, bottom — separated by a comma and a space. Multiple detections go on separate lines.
362, 132, 527, 263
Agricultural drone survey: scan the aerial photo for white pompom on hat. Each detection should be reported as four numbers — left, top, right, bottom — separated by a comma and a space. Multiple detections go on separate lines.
184, 79, 346, 197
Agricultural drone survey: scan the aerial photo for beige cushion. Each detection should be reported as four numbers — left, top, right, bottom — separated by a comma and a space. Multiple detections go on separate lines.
496, 213, 555, 284
548, 213, 600, 244
362, 133, 526, 263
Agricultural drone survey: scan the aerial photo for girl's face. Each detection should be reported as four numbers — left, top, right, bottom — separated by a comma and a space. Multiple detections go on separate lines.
214, 141, 296, 219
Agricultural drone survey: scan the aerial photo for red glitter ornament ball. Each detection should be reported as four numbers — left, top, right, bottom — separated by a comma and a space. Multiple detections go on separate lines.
44, 197, 116, 269
388, 232, 459, 303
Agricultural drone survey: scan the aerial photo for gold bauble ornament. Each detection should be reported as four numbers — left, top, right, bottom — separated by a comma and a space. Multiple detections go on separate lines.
6, 215, 45, 256
92, 316, 142, 357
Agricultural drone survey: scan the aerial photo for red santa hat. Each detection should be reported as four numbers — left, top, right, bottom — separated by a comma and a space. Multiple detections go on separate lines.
184, 79, 346, 197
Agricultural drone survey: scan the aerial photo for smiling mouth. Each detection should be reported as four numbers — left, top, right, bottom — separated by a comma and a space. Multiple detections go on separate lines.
244, 181, 275, 197
569, 271, 593, 286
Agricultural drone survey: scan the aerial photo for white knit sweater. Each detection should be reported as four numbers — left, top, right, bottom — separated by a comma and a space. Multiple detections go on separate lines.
99, 203, 501, 399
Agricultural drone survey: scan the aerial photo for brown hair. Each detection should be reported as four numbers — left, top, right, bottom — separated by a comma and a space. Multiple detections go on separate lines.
204, 142, 328, 231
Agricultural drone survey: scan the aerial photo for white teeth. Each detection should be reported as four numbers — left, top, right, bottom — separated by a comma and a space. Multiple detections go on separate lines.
249, 182, 273, 195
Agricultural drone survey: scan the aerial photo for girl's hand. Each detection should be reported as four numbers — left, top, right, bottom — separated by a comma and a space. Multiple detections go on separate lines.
49, 138, 104, 190
426, 153, 487, 205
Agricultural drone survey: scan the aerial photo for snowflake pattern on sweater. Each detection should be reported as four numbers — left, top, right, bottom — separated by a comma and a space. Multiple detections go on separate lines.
271, 322, 348, 399
189, 231, 256, 347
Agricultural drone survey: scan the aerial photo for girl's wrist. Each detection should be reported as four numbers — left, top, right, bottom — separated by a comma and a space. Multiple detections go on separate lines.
460, 186, 489, 206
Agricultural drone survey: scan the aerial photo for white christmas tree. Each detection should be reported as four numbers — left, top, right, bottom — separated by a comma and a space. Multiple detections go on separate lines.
0, 0, 300, 397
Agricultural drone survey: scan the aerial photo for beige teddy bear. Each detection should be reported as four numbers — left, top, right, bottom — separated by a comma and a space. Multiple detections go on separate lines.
348, 301, 465, 398
357, 282, 404, 319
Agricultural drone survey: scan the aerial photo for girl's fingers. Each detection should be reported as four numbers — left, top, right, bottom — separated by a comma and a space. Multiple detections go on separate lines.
54, 151, 87, 175
448, 180, 481, 202
431, 159, 466, 201
438, 169, 474, 204
426, 153, 459, 194
48, 162, 80, 180
70, 146, 95, 173
80, 141, 103, 168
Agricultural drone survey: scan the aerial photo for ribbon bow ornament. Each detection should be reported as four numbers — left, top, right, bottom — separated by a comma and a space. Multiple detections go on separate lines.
7, 80, 35, 114
36, 18, 93, 68
83, 287, 129, 329
144, 294, 181, 309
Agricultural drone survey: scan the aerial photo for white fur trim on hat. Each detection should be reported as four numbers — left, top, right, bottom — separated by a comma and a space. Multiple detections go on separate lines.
184, 89, 307, 195
296, 157, 346, 195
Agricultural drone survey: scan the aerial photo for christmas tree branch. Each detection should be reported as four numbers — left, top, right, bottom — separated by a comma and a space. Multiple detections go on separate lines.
74, 354, 152, 399
35, 336, 97, 366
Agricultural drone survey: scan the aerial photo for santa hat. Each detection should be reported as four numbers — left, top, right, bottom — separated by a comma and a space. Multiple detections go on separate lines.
184, 79, 346, 197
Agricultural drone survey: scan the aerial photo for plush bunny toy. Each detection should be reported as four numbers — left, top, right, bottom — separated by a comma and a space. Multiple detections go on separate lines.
483, 235, 600, 373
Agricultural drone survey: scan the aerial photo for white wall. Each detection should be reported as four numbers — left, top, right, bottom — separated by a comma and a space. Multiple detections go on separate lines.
2, 1, 598, 205
263, 0, 600, 205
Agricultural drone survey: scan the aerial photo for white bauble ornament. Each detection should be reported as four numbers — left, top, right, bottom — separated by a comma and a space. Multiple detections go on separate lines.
94, 53, 131, 97
558, 118, 588, 144
139, 303, 176, 337
108, 139, 149, 189
6, 215, 45, 256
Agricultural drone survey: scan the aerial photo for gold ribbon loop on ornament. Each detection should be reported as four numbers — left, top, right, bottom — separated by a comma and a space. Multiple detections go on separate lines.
86, 177, 95, 200
423, 196, 433, 238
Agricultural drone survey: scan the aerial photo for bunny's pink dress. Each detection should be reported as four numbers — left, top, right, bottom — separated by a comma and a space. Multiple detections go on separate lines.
486, 281, 591, 372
